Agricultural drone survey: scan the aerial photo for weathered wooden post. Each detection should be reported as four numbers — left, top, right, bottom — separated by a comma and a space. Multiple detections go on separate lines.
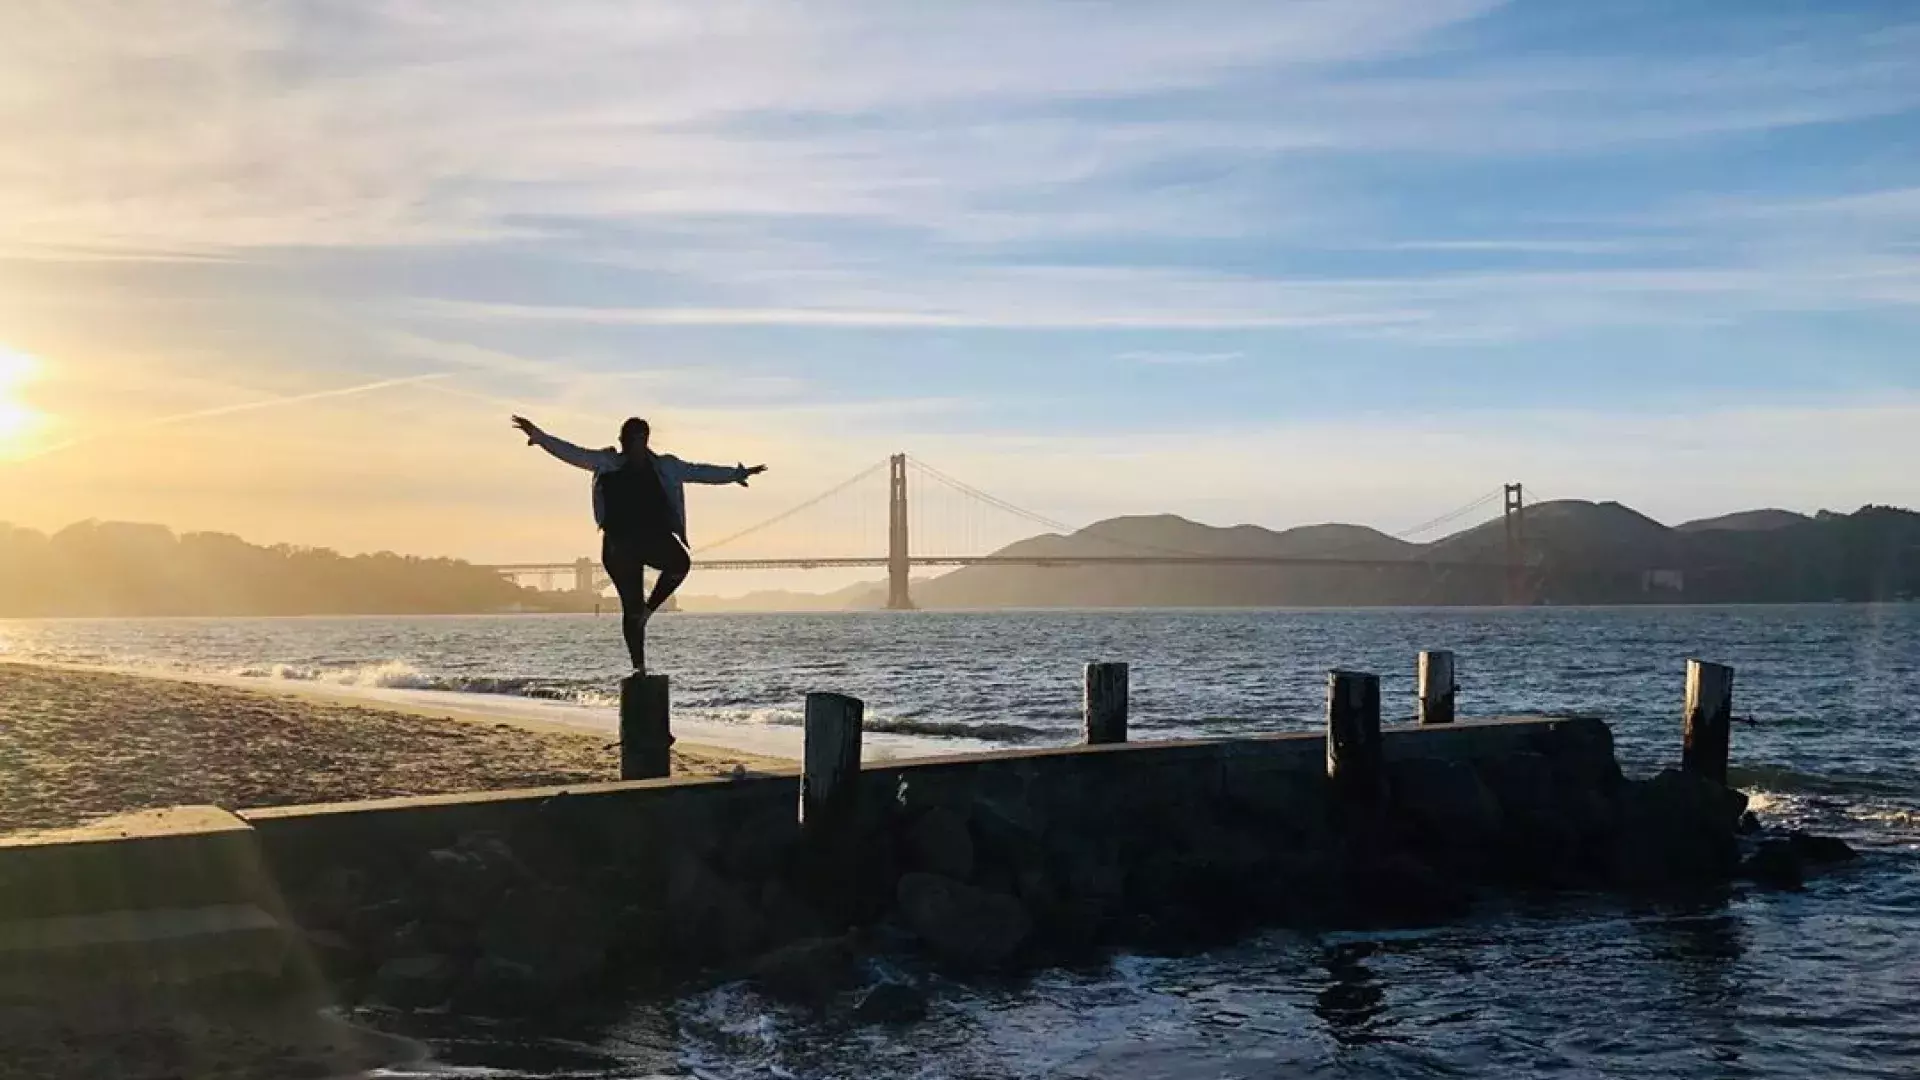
1682, 659, 1734, 785
1417, 650, 1457, 725
1083, 662, 1129, 745
1326, 670, 1384, 807
619, 673, 672, 780
800, 692, 864, 834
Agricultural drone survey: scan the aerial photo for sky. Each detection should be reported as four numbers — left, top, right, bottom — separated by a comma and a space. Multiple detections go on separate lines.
2, 1, 1918, 592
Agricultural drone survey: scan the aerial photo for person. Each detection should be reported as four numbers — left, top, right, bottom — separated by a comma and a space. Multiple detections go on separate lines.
512, 415, 766, 670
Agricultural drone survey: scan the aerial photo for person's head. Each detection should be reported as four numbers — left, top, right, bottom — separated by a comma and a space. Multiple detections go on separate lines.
619, 417, 650, 454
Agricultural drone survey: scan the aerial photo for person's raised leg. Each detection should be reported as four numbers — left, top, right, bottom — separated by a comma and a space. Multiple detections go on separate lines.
643, 534, 692, 613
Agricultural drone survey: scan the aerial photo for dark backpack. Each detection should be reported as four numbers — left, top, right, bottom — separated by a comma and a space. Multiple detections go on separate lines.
599, 453, 679, 539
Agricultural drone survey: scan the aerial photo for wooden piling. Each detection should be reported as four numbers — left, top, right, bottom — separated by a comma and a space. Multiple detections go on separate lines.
1682, 659, 1734, 785
1417, 650, 1457, 725
1083, 662, 1130, 745
1326, 670, 1384, 806
800, 692, 864, 833
619, 673, 673, 780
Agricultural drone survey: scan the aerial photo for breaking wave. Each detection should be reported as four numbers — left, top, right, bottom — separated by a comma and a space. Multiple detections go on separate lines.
228, 660, 609, 706
1729, 762, 1913, 797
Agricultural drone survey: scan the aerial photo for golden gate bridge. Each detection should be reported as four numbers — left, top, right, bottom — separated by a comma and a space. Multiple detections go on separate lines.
483, 455, 1531, 608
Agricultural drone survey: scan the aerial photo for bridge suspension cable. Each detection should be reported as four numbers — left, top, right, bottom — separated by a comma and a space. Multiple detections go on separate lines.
1391, 489, 1505, 540
695, 459, 888, 554
906, 459, 1076, 535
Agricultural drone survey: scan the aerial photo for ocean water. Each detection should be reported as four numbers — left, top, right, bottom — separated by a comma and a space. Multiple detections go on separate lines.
2, 606, 1917, 1078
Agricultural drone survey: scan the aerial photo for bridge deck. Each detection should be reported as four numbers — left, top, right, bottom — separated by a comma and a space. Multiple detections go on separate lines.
487, 554, 1507, 573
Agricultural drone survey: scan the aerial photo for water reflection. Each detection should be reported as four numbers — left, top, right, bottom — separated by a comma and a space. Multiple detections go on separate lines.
1315, 940, 1391, 1045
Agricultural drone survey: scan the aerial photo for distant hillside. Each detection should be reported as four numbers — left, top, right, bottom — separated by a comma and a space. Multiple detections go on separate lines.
1677, 508, 1812, 533
681, 581, 886, 612
916, 515, 1435, 609
0, 520, 564, 617
899, 502, 1920, 609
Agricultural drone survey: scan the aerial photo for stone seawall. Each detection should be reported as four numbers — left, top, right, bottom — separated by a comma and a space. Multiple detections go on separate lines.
235, 717, 1850, 1017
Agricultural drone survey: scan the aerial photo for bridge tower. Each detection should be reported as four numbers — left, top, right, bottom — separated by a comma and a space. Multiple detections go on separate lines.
572, 557, 597, 598
1503, 482, 1526, 605
887, 453, 914, 610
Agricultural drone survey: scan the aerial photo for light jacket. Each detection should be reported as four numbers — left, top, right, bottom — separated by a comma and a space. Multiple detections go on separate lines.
531, 432, 746, 543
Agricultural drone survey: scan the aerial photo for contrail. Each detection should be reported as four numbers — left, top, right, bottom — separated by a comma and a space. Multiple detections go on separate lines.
11, 372, 450, 464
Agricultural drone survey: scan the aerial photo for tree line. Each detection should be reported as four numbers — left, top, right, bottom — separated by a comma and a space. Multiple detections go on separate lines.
0, 521, 566, 617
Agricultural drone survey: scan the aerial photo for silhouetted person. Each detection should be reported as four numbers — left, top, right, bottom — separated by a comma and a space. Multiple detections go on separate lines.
513, 415, 765, 671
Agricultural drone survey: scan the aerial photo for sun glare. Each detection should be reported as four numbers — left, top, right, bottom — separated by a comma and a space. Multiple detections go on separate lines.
0, 346, 47, 455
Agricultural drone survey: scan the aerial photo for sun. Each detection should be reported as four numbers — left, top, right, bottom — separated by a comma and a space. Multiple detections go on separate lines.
0, 346, 47, 455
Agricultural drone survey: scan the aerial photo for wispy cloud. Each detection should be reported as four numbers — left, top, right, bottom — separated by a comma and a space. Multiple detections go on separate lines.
1119, 350, 1245, 366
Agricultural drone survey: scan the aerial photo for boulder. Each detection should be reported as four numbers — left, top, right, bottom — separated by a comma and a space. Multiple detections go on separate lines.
906, 807, 975, 882
666, 856, 764, 964
1389, 757, 1502, 845
1542, 717, 1626, 792
852, 980, 930, 1026
895, 872, 1032, 969
477, 886, 611, 990
1342, 852, 1472, 926
722, 805, 800, 882
1739, 840, 1805, 890
419, 832, 525, 925
970, 795, 1045, 876
747, 936, 862, 1005
371, 954, 460, 1010
1789, 832, 1858, 865
1609, 770, 1747, 887
757, 879, 827, 948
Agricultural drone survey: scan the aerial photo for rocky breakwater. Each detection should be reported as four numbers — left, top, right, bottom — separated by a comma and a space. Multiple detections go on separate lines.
255, 718, 1855, 1025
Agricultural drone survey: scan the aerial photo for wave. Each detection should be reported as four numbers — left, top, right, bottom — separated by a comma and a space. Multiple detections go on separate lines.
862, 717, 1051, 743
229, 660, 614, 707
1729, 763, 1913, 798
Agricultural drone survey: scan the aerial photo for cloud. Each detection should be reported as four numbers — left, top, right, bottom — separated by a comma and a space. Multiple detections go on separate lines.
1118, 350, 1245, 366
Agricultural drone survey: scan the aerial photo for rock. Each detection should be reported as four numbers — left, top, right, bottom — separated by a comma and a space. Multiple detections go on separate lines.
478, 886, 611, 989
895, 872, 1032, 970
970, 795, 1045, 875
1789, 832, 1858, 865
852, 980, 929, 1026
371, 954, 460, 1009
1542, 717, 1626, 792
1479, 752, 1558, 827
1343, 852, 1472, 926
1389, 757, 1502, 845
420, 832, 524, 925
300, 927, 367, 982
1609, 770, 1746, 887
747, 936, 862, 1005
1740, 839, 1806, 890
666, 856, 764, 964
757, 879, 827, 948
722, 806, 800, 882
906, 807, 975, 881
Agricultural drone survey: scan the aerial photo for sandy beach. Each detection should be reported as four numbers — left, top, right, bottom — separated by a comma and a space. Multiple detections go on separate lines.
0, 661, 786, 834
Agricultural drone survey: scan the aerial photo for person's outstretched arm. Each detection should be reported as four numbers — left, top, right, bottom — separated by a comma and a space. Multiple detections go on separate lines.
511, 416, 620, 472
658, 455, 768, 486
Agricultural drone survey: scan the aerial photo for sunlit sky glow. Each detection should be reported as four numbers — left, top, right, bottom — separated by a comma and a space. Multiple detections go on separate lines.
2, 1, 1918, 591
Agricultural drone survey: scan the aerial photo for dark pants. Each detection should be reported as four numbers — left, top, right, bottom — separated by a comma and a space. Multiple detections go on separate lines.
601, 530, 692, 669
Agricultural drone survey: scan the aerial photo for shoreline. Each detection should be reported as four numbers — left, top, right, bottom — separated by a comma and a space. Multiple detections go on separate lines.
7, 656, 806, 766
0, 661, 789, 835
1, 654, 997, 764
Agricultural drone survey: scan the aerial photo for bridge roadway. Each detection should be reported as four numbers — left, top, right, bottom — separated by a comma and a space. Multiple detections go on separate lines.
485, 554, 1507, 573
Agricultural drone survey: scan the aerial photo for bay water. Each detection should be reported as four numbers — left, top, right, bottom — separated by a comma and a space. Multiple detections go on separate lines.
2, 606, 1916, 1078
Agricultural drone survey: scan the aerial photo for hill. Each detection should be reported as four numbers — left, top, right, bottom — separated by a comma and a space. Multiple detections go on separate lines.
896, 502, 1920, 609
914, 516, 1432, 609
1676, 508, 1812, 533
0, 521, 566, 617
